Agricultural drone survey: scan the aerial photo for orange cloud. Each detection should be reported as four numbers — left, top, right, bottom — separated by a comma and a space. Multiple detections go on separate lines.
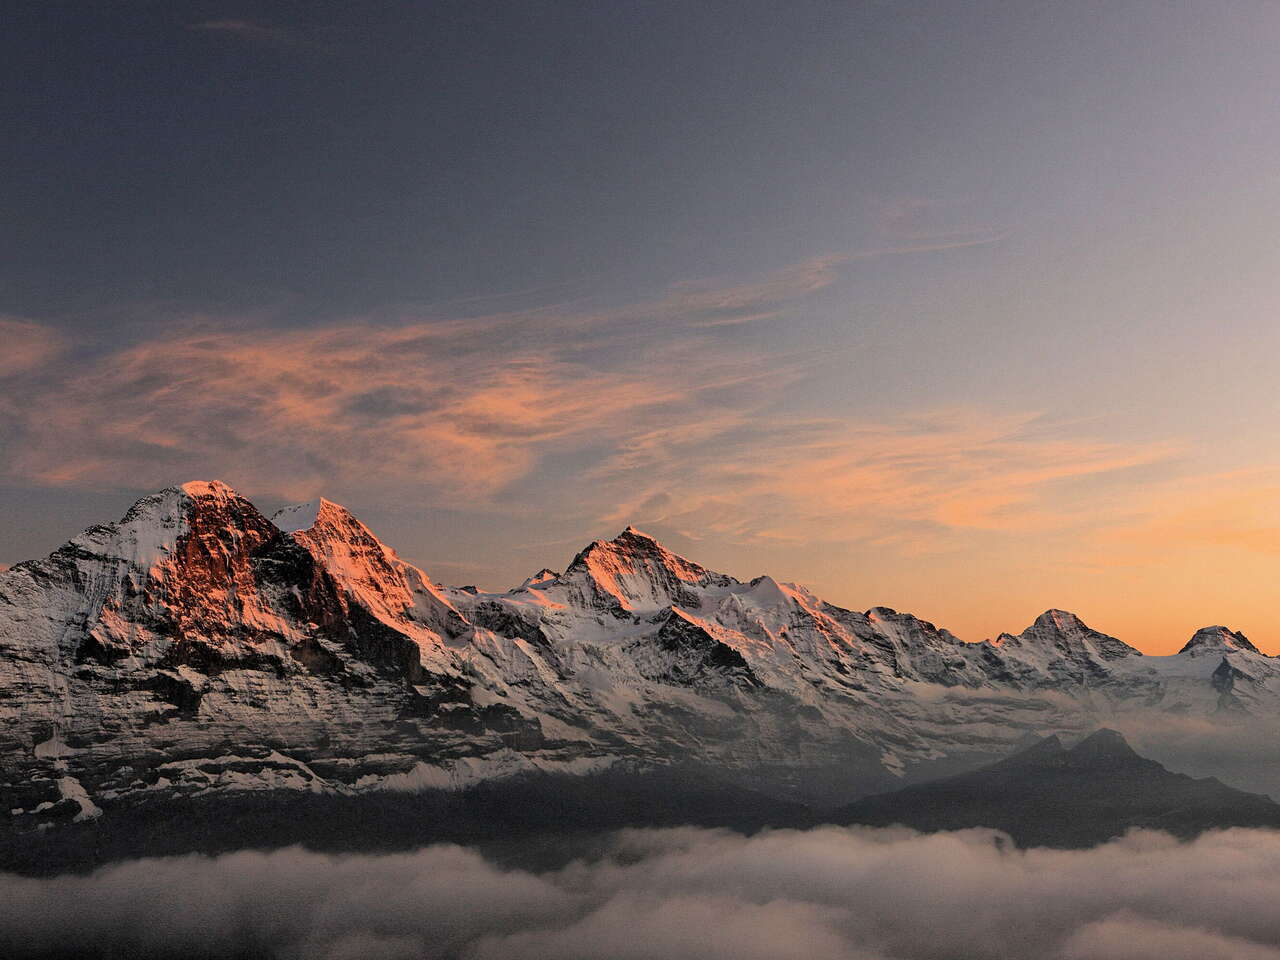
2, 329, 718, 503
0, 270, 801, 504
593, 410, 1180, 552
0, 251, 1186, 572
0, 318, 63, 378
1102, 468, 1280, 559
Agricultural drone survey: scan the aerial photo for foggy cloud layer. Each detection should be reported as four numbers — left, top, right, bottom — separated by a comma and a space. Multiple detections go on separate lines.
5, 825, 1280, 959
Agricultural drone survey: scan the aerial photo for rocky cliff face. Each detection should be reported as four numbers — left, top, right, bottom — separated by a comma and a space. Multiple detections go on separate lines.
3, 481, 1278, 829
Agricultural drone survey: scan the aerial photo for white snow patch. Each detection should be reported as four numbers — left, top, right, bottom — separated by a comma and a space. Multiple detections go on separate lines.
156, 752, 327, 795
272, 499, 326, 533
361, 752, 616, 793
56, 777, 102, 821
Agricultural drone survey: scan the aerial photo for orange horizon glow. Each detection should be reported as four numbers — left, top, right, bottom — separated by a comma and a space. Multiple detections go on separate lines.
2, 252, 1278, 658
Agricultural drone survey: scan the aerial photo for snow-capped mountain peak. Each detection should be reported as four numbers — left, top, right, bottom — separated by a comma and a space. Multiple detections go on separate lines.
559, 526, 737, 614
517, 568, 560, 590
178, 479, 239, 498
1033, 608, 1089, 632
997, 609, 1141, 662
1179, 625, 1261, 656
270, 497, 466, 653
6, 481, 1280, 830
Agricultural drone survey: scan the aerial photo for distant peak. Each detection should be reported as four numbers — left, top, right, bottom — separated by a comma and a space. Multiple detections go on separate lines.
613, 525, 660, 544
517, 568, 560, 590
1179, 626, 1260, 655
1006, 609, 1140, 660
1032, 609, 1087, 631
1070, 728, 1139, 760
564, 525, 735, 611
571, 526, 671, 567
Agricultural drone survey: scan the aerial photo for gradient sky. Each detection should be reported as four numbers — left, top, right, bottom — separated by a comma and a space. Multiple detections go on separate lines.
4, 1, 1280, 652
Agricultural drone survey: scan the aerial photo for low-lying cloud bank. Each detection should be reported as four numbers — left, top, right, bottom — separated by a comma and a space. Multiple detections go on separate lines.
6, 826, 1280, 959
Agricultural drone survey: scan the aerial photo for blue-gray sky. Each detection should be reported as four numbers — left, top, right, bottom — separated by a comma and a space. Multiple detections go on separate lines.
4, 1, 1280, 650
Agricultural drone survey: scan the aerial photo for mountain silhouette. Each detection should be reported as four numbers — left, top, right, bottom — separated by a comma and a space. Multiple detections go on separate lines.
836, 729, 1280, 847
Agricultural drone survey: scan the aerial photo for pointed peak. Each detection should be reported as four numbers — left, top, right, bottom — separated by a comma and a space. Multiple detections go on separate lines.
612, 525, 661, 545
571, 525, 676, 567
271, 497, 403, 569
1007, 609, 1140, 660
1070, 728, 1138, 760
517, 568, 560, 590
1179, 626, 1260, 655
564, 525, 736, 612
1032, 609, 1088, 632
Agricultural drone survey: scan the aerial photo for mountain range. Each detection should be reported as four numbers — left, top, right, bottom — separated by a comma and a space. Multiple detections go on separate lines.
839, 728, 1280, 846
3, 481, 1278, 844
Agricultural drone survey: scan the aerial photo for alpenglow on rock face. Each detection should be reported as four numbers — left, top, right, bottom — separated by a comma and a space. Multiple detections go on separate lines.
2, 481, 1278, 828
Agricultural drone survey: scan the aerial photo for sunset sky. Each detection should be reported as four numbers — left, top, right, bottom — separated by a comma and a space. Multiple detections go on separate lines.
4, 1, 1280, 652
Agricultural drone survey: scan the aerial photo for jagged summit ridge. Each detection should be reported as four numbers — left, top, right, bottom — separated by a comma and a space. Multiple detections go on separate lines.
1000, 728, 1139, 767
559, 525, 737, 614
4, 480, 1280, 829
996, 609, 1142, 661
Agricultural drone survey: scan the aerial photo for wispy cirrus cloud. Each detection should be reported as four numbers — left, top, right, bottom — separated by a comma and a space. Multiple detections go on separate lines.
1099, 467, 1280, 558
0, 318, 62, 378
593, 409, 1179, 551
0, 250, 1180, 566
0, 323, 753, 502
0, 263, 810, 504
670, 235, 1001, 328
187, 18, 329, 51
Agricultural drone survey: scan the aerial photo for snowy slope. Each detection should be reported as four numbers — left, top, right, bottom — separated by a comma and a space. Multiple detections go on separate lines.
2, 481, 1276, 829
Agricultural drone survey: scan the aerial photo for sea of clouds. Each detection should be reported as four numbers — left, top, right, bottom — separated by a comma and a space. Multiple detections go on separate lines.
5, 825, 1280, 959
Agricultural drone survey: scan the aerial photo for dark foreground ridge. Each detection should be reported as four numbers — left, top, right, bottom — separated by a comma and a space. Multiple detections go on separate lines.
836, 728, 1280, 847
0, 765, 813, 877
10, 731, 1280, 875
